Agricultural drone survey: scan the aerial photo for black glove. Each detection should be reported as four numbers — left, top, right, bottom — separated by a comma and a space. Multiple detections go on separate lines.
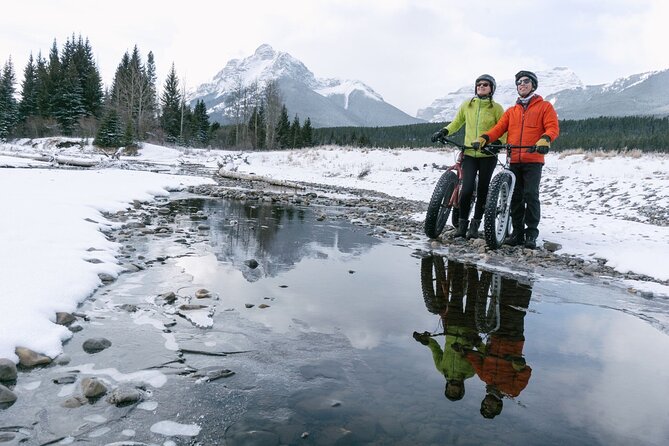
413, 331, 431, 345
471, 134, 490, 150
431, 128, 448, 143
536, 135, 551, 154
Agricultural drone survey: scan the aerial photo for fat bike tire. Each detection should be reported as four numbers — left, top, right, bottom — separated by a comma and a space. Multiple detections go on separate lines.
476, 270, 501, 334
484, 172, 513, 249
425, 171, 458, 238
420, 256, 448, 314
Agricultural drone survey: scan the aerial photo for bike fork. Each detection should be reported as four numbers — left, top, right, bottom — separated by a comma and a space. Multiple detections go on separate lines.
504, 171, 516, 234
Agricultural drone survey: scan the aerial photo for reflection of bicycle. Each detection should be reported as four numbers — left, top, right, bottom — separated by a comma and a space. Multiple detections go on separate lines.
424, 137, 476, 239
421, 255, 502, 335
476, 271, 501, 334
420, 255, 448, 314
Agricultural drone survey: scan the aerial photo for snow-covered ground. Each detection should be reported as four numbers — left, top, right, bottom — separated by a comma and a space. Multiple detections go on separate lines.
0, 137, 668, 364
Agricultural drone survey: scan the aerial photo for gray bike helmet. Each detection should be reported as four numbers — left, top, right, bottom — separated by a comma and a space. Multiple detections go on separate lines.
475, 74, 497, 96
515, 70, 538, 90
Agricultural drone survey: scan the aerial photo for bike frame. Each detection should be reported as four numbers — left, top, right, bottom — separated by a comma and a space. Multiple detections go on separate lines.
438, 137, 467, 208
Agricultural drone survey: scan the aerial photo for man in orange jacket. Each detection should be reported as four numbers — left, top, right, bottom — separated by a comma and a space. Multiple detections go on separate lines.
472, 70, 559, 249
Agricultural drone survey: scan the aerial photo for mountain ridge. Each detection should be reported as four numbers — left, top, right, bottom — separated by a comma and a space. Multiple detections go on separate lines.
188, 44, 423, 128
418, 68, 669, 122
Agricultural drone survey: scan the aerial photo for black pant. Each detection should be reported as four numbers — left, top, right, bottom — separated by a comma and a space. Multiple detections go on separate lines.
459, 155, 497, 220
509, 163, 543, 238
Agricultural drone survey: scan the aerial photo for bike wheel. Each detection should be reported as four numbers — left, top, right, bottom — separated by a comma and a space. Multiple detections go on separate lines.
483, 172, 512, 249
476, 270, 501, 334
420, 256, 448, 314
425, 171, 458, 238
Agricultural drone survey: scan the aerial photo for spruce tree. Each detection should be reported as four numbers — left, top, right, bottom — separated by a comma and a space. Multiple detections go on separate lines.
144, 51, 158, 131
192, 100, 210, 145
0, 58, 19, 139
289, 114, 302, 148
53, 62, 85, 135
76, 36, 103, 118
301, 117, 313, 147
18, 54, 38, 121
94, 108, 122, 147
275, 105, 290, 149
47, 39, 62, 116
35, 53, 50, 118
160, 63, 182, 143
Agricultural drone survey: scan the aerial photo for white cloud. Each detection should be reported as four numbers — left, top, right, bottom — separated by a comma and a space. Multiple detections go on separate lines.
0, 0, 667, 116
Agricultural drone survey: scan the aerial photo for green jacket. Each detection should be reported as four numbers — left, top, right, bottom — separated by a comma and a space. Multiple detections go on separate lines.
426, 327, 477, 381
444, 97, 506, 158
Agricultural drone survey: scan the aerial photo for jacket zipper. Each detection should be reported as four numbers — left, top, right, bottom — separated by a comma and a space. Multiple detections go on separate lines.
475, 100, 482, 156
518, 108, 526, 163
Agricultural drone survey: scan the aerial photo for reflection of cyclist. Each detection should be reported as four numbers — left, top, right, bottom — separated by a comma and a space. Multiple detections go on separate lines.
463, 275, 533, 418
414, 261, 482, 401
431, 75, 506, 239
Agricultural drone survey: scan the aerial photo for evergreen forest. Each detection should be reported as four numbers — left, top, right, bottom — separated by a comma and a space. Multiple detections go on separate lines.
311, 116, 669, 152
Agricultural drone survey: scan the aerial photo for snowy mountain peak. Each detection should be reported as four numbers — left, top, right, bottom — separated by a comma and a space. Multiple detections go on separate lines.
189, 44, 422, 127
601, 70, 659, 93
202, 44, 316, 93
254, 43, 277, 60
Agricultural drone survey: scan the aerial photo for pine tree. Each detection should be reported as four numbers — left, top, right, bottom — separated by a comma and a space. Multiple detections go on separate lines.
275, 105, 290, 149
94, 107, 122, 147
47, 39, 62, 116
18, 54, 38, 121
191, 99, 210, 145
160, 63, 182, 143
76, 36, 103, 118
144, 51, 158, 132
35, 53, 50, 118
289, 114, 302, 148
0, 58, 19, 139
53, 62, 85, 135
301, 117, 313, 147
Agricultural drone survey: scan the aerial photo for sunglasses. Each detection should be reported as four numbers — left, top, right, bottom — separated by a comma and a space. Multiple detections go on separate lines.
476, 82, 490, 88
516, 78, 532, 86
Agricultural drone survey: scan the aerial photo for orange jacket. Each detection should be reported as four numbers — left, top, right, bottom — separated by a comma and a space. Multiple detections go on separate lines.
466, 338, 531, 397
484, 95, 559, 164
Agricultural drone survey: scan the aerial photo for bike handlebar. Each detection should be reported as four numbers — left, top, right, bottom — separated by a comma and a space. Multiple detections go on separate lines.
436, 137, 537, 154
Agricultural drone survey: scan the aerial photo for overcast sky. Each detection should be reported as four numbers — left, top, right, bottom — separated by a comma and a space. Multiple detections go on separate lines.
1, 0, 667, 116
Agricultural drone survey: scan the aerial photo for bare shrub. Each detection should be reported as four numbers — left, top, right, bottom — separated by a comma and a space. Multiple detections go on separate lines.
358, 165, 371, 178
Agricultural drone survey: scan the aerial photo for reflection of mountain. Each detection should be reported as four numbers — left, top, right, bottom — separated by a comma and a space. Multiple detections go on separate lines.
170, 198, 380, 279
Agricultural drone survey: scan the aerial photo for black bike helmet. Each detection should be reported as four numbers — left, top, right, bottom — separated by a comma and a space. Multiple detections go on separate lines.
475, 74, 496, 96
515, 70, 538, 90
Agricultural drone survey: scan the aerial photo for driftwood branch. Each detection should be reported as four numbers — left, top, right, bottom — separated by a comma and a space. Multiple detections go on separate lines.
217, 169, 305, 190
0, 151, 99, 167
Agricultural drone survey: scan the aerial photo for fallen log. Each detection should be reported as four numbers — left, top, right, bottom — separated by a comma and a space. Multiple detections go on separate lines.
0, 151, 100, 167
217, 169, 305, 190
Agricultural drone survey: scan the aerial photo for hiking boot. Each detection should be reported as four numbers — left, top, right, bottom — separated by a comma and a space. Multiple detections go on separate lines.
454, 219, 469, 238
524, 234, 538, 249
504, 231, 524, 246
466, 219, 481, 239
